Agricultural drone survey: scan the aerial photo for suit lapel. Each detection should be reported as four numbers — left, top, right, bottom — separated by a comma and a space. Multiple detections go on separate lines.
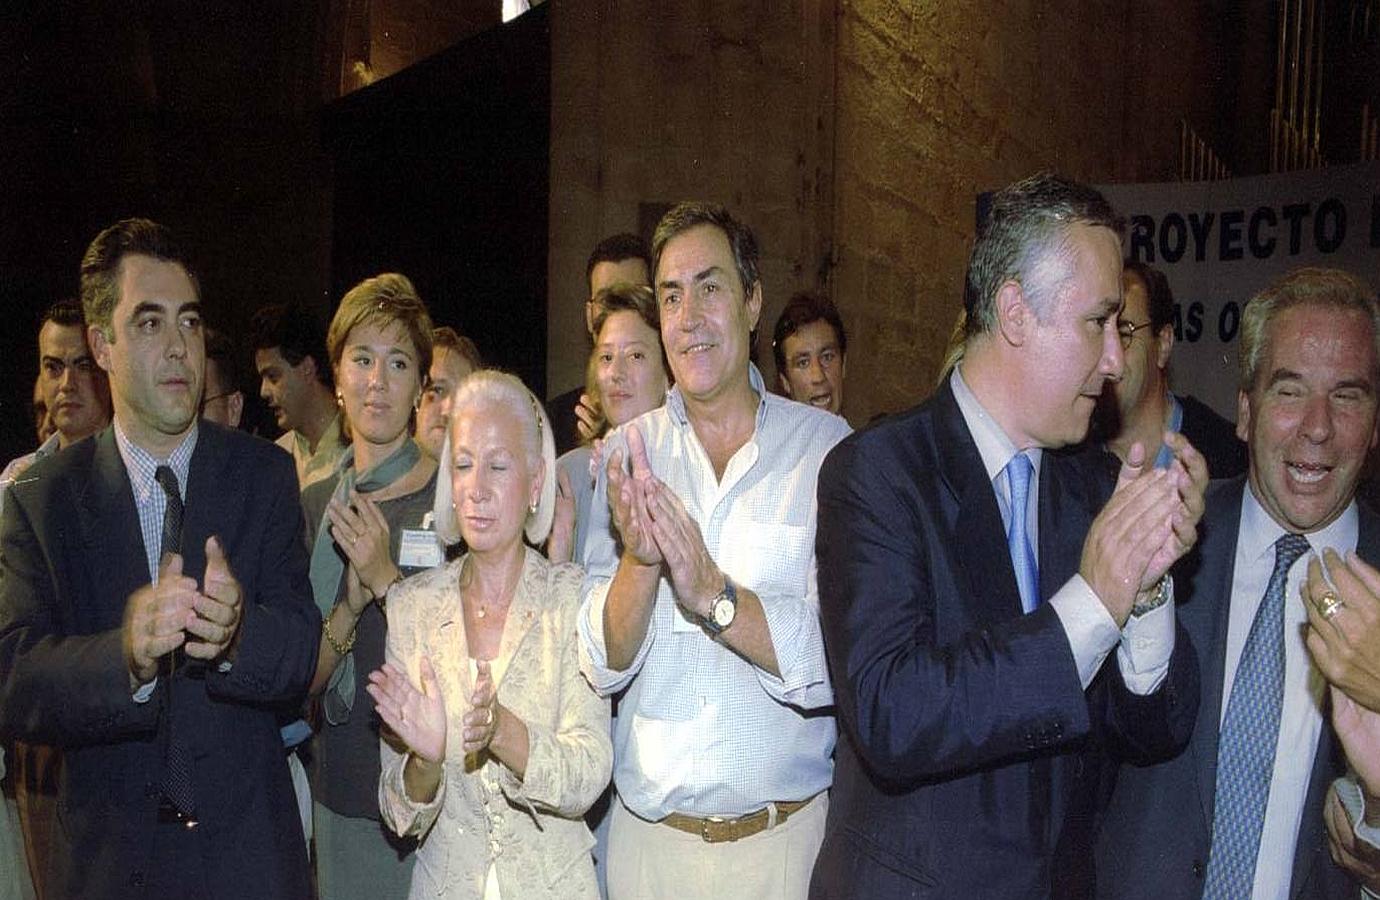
933, 383, 1025, 625
491, 549, 543, 690
181, 425, 239, 582
1182, 477, 1247, 830
74, 428, 150, 630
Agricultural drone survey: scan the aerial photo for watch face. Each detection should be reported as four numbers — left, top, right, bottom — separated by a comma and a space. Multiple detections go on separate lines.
712, 596, 735, 628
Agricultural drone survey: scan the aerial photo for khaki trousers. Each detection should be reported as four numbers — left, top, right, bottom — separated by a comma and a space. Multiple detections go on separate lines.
607, 793, 827, 900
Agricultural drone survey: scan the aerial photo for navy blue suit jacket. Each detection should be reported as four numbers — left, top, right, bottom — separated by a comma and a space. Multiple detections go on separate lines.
0, 423, 318, 899
810, 381, 1199, 899
1094, 477, 1364, 900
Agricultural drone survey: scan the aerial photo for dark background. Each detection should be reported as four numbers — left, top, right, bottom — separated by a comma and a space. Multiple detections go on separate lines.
0, 0, 549, 465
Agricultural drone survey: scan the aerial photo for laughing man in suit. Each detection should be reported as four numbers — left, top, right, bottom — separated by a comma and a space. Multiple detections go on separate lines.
1095, 267, 1380, 900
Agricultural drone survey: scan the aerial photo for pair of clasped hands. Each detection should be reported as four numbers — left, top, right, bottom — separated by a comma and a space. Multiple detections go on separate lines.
121, 536, 243, 689
1078, 433, 1208, 627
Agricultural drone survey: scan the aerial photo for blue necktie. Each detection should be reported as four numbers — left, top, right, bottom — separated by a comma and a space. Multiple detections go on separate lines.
1202, 532, 1311, 898
1004, 452, 1039, 613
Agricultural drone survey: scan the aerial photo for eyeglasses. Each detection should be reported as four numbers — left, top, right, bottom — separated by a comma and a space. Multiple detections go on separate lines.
200, 390, 238, 414
1116, 320, 1154, 350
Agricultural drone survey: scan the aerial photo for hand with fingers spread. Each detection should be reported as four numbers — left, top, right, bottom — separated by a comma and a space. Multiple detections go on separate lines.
1304, 549, 1380, 712
606, 424, 662, 567
461, 659, 501, 754
1080, 467, 1181, 626
547, 464, 577, 564
122, 552, 199, 686
327, 491, 398, 603
646, 479, 724, 621
186, 535, 244, 661
367, 657, 447, 765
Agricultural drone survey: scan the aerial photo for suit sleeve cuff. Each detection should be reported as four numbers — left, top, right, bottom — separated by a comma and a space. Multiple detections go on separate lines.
1047, 575, 1120, 689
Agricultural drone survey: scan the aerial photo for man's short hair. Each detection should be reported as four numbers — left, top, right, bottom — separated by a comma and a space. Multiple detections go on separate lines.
248, 304, 333, 389
651, 203, 760, 299
327, 273, 435, 381
586, 233, 651, 292
204, 327, 240, 393
963, 173, 1123, 338
1123, 260, 1175, 332
432, 326, 483, 372
80, 218, 200, 340
771, 292, 847, 375
41, 298, 86, 330
1238, 268, 1380, 391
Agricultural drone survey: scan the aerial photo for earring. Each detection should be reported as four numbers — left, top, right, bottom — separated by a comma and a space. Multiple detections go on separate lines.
335, 391, 344, 408
528, 502, 537, 515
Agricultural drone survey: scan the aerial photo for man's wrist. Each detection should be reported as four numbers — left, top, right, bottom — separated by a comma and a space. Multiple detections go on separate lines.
1131, 576, 1172, 618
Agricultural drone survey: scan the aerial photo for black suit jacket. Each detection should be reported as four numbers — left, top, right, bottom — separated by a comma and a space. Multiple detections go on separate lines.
0, 423, 318, 899
1094, 477, 1364, 900
810, 381, 1199, 899
1177, 394, 1247, 481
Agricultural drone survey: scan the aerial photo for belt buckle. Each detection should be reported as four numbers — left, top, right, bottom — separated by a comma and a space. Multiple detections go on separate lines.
702, 815, 728, 843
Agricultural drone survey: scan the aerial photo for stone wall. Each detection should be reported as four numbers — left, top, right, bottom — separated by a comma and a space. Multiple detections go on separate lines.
550, 0, 1241, 423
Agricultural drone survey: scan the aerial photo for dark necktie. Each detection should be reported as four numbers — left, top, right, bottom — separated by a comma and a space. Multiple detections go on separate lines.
154, 465, 196, 821
1202, 531, 1311, 896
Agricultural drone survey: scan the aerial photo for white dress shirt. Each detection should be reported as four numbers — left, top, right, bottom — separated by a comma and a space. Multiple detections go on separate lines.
578, 365, 851, 821
950, 367, 1175, 692
1222, 487, 1355, 900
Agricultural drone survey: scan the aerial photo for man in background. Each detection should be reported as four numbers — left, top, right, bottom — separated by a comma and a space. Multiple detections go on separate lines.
772, 291, 847, 418
1095, 260, 1246, 478
250, 303, 342, 490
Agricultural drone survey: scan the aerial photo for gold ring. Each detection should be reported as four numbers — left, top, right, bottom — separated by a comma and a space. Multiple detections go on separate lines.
1317, 591, 1346, 621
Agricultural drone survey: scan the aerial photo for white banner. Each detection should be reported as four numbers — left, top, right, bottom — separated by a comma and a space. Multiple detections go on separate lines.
1099, 162, 1380, 419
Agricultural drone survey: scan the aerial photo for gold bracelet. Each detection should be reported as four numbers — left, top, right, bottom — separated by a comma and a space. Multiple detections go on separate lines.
322, 610, 357, 656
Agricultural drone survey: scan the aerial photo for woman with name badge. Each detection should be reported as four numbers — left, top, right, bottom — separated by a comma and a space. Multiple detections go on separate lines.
368, 370, 611, 899
304, 273, 444, 900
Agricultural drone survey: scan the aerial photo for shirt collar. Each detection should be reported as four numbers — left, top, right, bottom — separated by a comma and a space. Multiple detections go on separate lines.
33, 432, 62, 461
951, 364, 1043, 483
665, 362, 769, 433
1239, 479, 1358, 565
113, 418, 199, 502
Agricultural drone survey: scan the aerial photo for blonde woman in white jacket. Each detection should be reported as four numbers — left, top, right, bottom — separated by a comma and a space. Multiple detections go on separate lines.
368, 371, 611, 900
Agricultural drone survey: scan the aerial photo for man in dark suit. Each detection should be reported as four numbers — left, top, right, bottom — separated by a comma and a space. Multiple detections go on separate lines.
1094, 260, 1247, 480
810, 173, 1206, 899
0, 218, 318, 899
1095, 267, 1380, 899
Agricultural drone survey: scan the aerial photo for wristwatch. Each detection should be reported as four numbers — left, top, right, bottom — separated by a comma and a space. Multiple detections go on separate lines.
702, 578, 738, 637
1131, 575, 1173, 618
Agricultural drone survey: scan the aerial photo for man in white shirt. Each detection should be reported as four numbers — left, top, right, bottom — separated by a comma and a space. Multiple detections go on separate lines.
579, 202, 850, 900
1095, 266, 1380, 899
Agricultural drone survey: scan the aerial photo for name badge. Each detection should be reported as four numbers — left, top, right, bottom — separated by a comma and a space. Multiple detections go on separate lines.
398, 528, 443, 570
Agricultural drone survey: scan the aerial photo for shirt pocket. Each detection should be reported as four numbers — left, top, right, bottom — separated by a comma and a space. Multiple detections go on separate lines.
716, 523, 813, 603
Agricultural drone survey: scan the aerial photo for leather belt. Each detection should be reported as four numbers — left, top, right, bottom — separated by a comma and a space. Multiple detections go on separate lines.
659, 795, 817, 843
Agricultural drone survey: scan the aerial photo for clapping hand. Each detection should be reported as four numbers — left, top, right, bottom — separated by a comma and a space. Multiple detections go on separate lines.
606, 425, 663, 567
367, 657, 447, 764
186, 535, 243, 661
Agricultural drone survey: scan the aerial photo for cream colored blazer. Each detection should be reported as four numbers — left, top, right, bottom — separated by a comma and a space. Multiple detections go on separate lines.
379, 549, 611, 900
